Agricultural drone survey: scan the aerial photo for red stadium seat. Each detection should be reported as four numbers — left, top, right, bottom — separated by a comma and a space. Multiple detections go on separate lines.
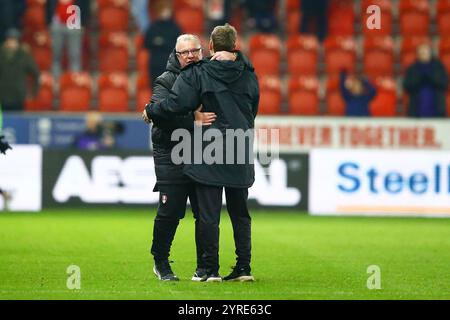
447, 92, 450, 117
98, 2, 130, 31
325, 77, 345, 116
370, 77, 397, 117
23, 3, 46, 30
288, 76, 320, 115
175, 7, 204, 34
324, 37, 357, 75
399, 0, 430, 36
98, 32, 129, 72
287, 11, 301, 35
361, 0, 393, 36
328, 0, 355, 36
286, 0, 300, 10
59, 72, 92, 112
287, 35, 319, 76
286, 0, 301, 35
258, 76, 282, 115
363, 36, 394, 78
439, 38, 450, 74
28, 31, 52, 72
135, 34, 149, 73
249, 34, 281, 77
25, 72, 53, 111
437, 1, 450, 35
136, 73, 152, 111
98, 72, 129, 112
400, 37, 431, 73
174, 0, 203, 9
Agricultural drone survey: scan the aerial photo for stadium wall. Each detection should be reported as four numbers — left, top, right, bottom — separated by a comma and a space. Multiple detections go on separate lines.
1, 116, 450, 217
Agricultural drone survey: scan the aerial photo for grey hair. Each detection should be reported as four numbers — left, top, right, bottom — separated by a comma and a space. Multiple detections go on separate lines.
175, 34, 201, 50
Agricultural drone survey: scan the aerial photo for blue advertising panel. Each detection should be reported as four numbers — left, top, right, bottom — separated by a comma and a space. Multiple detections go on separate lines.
2, 113, 151, 150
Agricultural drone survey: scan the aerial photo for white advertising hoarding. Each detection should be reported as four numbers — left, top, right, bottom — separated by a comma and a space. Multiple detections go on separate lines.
0, 145, 42, 211
255, 117, 450, 152
309, 149, 450, 217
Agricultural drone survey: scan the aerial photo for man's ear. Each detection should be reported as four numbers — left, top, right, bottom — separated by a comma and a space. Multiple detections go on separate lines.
209, 40, 214, 54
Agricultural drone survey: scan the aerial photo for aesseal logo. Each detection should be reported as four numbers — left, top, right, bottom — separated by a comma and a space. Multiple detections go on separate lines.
310, 150, 450, 217
51, 154, 301, 207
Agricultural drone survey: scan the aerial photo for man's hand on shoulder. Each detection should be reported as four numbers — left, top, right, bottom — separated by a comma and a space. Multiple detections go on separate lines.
210, 51, 237, 61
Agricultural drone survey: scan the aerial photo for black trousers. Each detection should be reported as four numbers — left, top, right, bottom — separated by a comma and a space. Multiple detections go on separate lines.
150, 183, 203, 268
195, 183, 251, 274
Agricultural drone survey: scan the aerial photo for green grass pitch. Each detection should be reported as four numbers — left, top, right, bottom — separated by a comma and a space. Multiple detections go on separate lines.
0, 209, 449, 300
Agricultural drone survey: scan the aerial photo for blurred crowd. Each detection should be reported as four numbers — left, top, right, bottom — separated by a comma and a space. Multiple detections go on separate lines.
0, 0, 448, 118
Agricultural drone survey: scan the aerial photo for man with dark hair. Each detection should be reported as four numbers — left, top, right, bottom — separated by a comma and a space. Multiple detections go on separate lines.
143, 24, 259, 282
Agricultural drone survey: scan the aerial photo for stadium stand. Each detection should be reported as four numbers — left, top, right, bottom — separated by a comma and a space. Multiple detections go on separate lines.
98, 0, 130, 31
59, 72, 93, 112
258, 76, 282, 115
363, 36, 394, 78
361, 0, 393, 36
287, 35, 319, 76
12, 0, 447, 117
25, 72, 54, 111
288, 76, 320, 115
249, 34, 282, 77
98, 72, 129, 112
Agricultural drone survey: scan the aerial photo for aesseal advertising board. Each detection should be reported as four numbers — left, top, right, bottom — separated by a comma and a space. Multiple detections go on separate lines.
42, 150, 308, 210
309, 149, 450, 217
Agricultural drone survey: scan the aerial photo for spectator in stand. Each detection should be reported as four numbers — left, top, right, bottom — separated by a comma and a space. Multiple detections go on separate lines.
339, 70, 377, 117
144, 1, 181, 87
0, 29, 40, 111
0, 0, 26, 44
131, 0, 151, 34
206, 0, 232, 33
243, 0, 277, 33
403, 43, 449, 118
73, 112, 115, 150
300, 0, 329, 42
46, 0, 91, 78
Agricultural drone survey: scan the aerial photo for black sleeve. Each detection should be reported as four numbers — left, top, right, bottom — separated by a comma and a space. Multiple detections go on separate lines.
25, 51, 40, 97
430, 61, 449, 91
403, 65, 423, 93
252, 75, 260, 118
149, 76, 195, 131
146, 71, 201, 120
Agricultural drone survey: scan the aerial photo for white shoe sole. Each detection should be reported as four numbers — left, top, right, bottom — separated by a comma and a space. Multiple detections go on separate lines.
153, 266, 162, 280
191, 276, 204, 282
225, 275, 255, 282
206, 277, 222, 282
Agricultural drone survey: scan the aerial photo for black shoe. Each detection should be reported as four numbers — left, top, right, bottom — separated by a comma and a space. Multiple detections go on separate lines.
191, 268, 208, 282
153, 261, 179, 281
223, 266, 254, 282
200, 270, 222, 282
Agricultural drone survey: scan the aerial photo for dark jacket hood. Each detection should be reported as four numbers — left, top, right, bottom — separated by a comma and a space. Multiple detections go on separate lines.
201, 51, 255, 84
166, 50, 181, 74
202, 59, 247, 84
